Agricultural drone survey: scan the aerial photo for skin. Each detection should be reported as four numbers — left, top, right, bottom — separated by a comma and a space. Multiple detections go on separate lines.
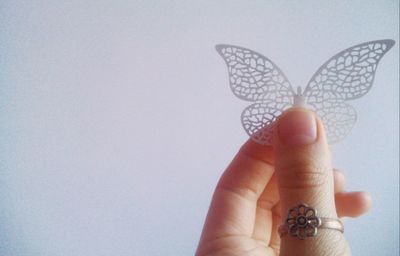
196, 108, 372, 256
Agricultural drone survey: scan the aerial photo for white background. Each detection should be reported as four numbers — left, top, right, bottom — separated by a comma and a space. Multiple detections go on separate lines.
0, 1, 398, 255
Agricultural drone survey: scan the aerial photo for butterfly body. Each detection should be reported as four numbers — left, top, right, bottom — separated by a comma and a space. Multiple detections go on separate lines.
216, 40, 395, 145
293, 86, 307, 107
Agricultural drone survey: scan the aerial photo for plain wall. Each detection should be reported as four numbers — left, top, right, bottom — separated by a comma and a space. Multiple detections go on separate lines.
0, 1, 398, 255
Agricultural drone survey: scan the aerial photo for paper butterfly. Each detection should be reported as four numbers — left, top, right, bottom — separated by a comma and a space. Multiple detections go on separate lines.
216, 39, 395, 145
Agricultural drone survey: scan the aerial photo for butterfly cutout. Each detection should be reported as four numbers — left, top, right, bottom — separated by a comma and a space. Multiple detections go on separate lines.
216, 39, 395, 145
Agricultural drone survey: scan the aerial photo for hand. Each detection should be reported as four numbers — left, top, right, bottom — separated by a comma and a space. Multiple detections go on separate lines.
196, 108, 371, 256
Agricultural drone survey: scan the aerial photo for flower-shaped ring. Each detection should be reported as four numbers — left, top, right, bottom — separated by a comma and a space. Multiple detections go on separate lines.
286, 204, 322, 239
278, 204, 344, 240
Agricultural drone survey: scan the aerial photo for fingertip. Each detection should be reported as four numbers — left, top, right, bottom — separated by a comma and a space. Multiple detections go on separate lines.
357, 191, 372, 212
275, 108, 317, 146
350, 191, 372, 214
336, 191, 372, 218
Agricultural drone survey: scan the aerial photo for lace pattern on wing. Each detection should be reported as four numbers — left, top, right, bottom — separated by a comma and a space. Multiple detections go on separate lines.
309, 100, 357, 143
216, 40, 394, 145
304, 40, 395, 100
215, 44, 294, 104
241, 102, 292, 145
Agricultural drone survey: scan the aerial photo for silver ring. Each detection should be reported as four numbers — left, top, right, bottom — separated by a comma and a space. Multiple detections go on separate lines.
278, 204, 344, 240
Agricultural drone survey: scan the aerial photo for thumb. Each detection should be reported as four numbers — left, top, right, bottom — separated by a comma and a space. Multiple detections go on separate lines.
273, 108, 349, 255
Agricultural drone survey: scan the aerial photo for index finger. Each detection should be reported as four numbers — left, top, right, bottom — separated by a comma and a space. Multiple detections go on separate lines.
197, 139, 275, 245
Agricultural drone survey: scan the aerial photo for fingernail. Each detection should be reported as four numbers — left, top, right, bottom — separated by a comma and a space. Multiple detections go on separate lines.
278, 109, 317, 146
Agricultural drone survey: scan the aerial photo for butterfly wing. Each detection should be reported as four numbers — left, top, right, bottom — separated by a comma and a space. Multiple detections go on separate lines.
309, 97, 357, 143
303, 39, 395, 143
241, 101, 289, 144
216, 44, 294, 144
215, 44, 294, 103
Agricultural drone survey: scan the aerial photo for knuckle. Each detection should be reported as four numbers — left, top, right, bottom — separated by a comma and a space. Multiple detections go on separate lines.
257, 197, 276, 210
278, 162, 330, 189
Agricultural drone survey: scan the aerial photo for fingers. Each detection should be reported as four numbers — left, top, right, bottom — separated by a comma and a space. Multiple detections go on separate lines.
267, 179, 371, 253
274, 108, 348, 255
197, 139, 275, 248
333, 169, 372, 217
274, 108, 337, 218
336, 191, 372, 217
254, 168, 347, 245
261, 168, 369, 243
269, 203, 282, 255
252, 173, 279, 244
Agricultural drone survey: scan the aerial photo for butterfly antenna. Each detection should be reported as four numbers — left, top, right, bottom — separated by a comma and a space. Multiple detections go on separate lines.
293, 86, 306, 107
296, 86, 302, 95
